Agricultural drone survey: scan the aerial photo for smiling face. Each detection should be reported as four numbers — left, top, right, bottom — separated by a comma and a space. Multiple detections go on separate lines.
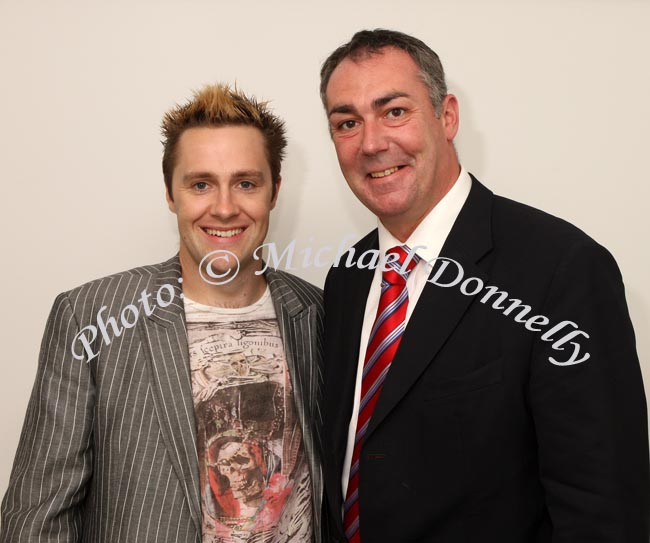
167, 125, 279, 293
325, 47, 460, 241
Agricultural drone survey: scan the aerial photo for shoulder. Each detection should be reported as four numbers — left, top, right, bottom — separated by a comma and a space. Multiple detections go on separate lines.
488, 193, 618, 274
492, 194, 596, 248
60, 256, 179, 314
462, 181, 623, 310
466, 174, 599, 253
460, 174, 610, 269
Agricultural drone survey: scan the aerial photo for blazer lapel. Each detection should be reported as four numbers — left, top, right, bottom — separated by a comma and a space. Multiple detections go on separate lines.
322, 235, 376, 522
137, 256, 202, 535
366, 178, 495, 439
332, 241, 376, 457
265, 268, 324, 542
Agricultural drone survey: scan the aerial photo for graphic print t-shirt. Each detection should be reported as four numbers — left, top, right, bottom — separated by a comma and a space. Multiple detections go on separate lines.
185, 288, 313, 543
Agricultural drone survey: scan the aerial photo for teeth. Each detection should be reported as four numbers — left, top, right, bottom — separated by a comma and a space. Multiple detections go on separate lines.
370, 166, 399, 178
204, 228, 244, 238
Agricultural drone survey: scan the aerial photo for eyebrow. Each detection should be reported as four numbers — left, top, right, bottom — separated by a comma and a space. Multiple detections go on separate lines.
373, 92, 409, 109
328, 92, 410, 117
231, 169, 265, 180
182, 169, 265, 183
183, 171, 215, 183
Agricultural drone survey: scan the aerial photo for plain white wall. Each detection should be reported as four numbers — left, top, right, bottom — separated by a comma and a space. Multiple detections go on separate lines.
1, 0, 648, 498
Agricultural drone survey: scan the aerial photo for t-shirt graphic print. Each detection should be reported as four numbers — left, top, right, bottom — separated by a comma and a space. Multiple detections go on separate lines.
185, 289, 312, 543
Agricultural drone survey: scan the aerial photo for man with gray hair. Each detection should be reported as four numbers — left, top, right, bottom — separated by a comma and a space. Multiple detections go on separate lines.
320, 28, 649, 542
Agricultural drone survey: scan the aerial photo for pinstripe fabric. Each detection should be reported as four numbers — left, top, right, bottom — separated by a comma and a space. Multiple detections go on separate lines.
0, 255, 324, 543
266, 271, 325, 541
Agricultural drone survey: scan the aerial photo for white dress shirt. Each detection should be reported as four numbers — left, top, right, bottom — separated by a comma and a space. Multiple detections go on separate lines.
341, 167, 472, 500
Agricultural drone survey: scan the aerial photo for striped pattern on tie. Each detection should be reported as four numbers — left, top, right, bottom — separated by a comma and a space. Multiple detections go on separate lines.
343, 245, 419, 542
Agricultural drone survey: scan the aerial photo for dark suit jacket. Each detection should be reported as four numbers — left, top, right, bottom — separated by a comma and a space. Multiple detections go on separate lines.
1, 255, 325, 543
322, 176, 650, 542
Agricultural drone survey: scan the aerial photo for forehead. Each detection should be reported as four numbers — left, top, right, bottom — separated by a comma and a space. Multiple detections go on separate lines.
174, 125, 269, 173
325, 47, 428, 110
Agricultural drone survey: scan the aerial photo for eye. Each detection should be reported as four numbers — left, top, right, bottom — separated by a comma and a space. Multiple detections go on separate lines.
194, 181, 209, 191
239, 180, 254, 190
337, 119, 358, 131
386, 107, 406, 119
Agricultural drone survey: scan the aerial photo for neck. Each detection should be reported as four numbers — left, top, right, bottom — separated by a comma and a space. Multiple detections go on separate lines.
383, 163, 461, 242
179, 253, 267, 308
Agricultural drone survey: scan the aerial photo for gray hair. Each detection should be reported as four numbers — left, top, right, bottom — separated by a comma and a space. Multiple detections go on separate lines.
319, 28, 448, 116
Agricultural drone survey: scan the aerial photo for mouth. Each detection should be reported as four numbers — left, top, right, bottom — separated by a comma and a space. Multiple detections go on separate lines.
368, 166, 404, 179
202, 227, 245, 238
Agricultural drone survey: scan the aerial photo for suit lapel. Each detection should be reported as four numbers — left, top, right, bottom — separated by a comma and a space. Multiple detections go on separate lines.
137, 256, 202, 535
365, 178, 495, 439
265, 268, 323, 542
322, 234, 376, 522
333, 241, 376, 457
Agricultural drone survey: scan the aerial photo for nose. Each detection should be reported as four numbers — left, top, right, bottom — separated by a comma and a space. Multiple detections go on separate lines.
360, 120, 389, 156
210, 188, 239, 219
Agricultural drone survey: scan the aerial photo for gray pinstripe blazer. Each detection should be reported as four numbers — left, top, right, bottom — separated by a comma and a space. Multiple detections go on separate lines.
0, 256, 325, 542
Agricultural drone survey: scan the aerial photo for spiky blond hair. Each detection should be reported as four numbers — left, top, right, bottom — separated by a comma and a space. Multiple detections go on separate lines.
161, 83, 286, 199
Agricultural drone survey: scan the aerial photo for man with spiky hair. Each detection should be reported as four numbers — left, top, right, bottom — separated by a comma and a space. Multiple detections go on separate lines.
319, 29, 649, 542
1, 84, 325, 543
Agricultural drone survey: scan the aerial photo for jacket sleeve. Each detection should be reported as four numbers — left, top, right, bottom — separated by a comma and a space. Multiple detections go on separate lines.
529, 240, 650, 541
1, 292, 95, 542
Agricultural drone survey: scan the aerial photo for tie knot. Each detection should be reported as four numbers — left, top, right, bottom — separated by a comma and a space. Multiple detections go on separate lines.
382, 245, 420, 285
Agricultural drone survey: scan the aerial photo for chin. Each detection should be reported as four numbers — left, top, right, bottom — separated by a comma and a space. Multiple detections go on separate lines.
371, 201, 412, 219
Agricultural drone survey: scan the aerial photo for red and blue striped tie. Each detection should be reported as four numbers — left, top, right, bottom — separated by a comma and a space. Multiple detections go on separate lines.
343, 245, 419, 542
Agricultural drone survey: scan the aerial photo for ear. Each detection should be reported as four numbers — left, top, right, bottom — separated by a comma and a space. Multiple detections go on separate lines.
166, 186, 177, 214
441, 94, 460, 142
270, 176, 282, 210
